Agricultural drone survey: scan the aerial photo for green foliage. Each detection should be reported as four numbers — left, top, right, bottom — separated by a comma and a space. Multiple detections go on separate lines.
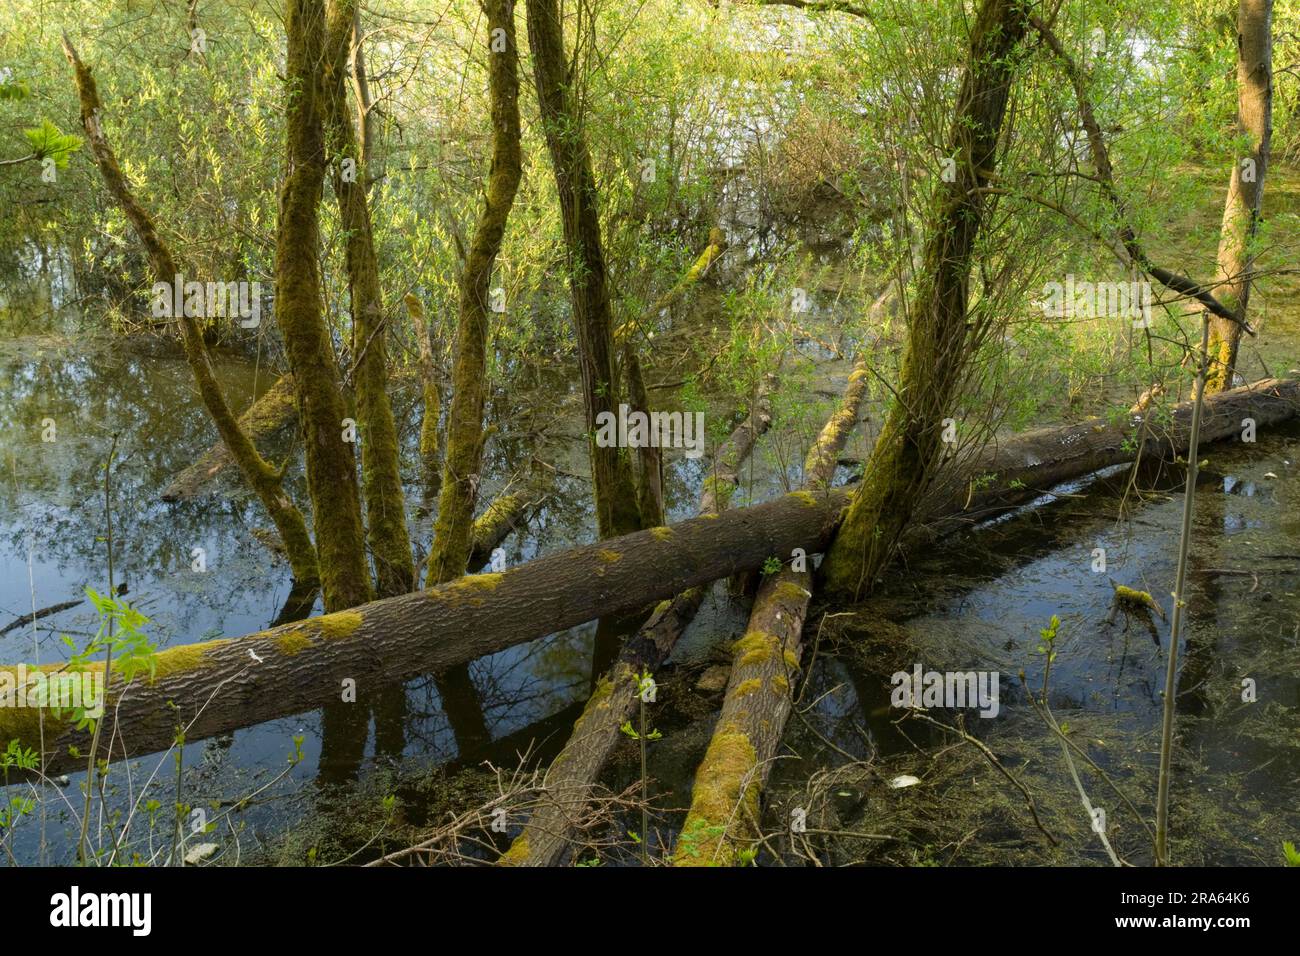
22, 119, 81, 167
0, 78, 30, 101
0, 739, 38, 776
43, 588, 156, 731
619, 719, 662, 742
1035, 614, 1061, 664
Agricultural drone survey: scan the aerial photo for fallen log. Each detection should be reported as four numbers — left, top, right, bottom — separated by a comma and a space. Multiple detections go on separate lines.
501, 372, 776, 866
160, 363, 420, 503
465, 477, 551, 572
929, 377, 1300, 533
160, 374, 299, 502
0, 480, 846, 777
673, 358, 868, 866
1, 378, 1294, 776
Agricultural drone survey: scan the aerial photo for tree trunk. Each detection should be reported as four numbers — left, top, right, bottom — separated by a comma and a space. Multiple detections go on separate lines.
821, 0, 1029, 601
160, 374, 298, 502
501, 373, 776, 866
324, 0, 415, 597
426, 0, 525, 587
4, 378, 1294, 776
673, 357, 867, 866
405, 293, 443, 504
348, 3, 382, 194
61, 37, 321, 591
277, 0, 373, 611
527, 0, 642, 539
623, 348, 664, 527
1207, 0, 1273, 393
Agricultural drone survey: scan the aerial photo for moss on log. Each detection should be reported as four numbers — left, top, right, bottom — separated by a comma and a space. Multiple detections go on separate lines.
673, 355, 868, 866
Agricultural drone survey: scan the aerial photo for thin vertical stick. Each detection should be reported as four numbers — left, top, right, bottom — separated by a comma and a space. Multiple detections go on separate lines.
1155, 314, 1211, 866
640, 690, 649, 865
78, 433, 118, 865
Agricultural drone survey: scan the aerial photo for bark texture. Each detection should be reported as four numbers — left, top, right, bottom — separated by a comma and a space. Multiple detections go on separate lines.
821, 0, 1029, 600
427, 0, 524, 587
1, 484, 848, 776
276, 0, 372, 611
324, 0, 414, 597
1207, 0, 1273, 393
527, 0, 642, 538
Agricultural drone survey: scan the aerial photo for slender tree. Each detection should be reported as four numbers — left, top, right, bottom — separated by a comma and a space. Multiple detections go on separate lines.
276, 0, 373, 611
1207, 0, 1273, 393
821, 0, 1030, 600
426, 0, 525, 586
323, 0, 415, 597
61, 36, 322, 592
527, 0, 643, 539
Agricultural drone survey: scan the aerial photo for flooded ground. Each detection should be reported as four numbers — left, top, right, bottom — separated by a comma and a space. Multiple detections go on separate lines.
1, 319, 1295, 866
1, 159, 1298, 865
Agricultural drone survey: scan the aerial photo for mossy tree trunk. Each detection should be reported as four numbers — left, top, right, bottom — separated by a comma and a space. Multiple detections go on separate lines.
426, 0, 525, 587
347, 3, 383, 195
820, 0, 1028, 601
61, 37, 321, 591
277, 0, 373, 612
616, 228, 729, 530
622, 347, 664, 527
527, 0, 642, 539
1207, 0, 1273, 394
323, 0, 415, 598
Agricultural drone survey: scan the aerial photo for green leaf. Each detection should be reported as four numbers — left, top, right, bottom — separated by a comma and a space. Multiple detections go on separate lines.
23, 119, 83, 168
